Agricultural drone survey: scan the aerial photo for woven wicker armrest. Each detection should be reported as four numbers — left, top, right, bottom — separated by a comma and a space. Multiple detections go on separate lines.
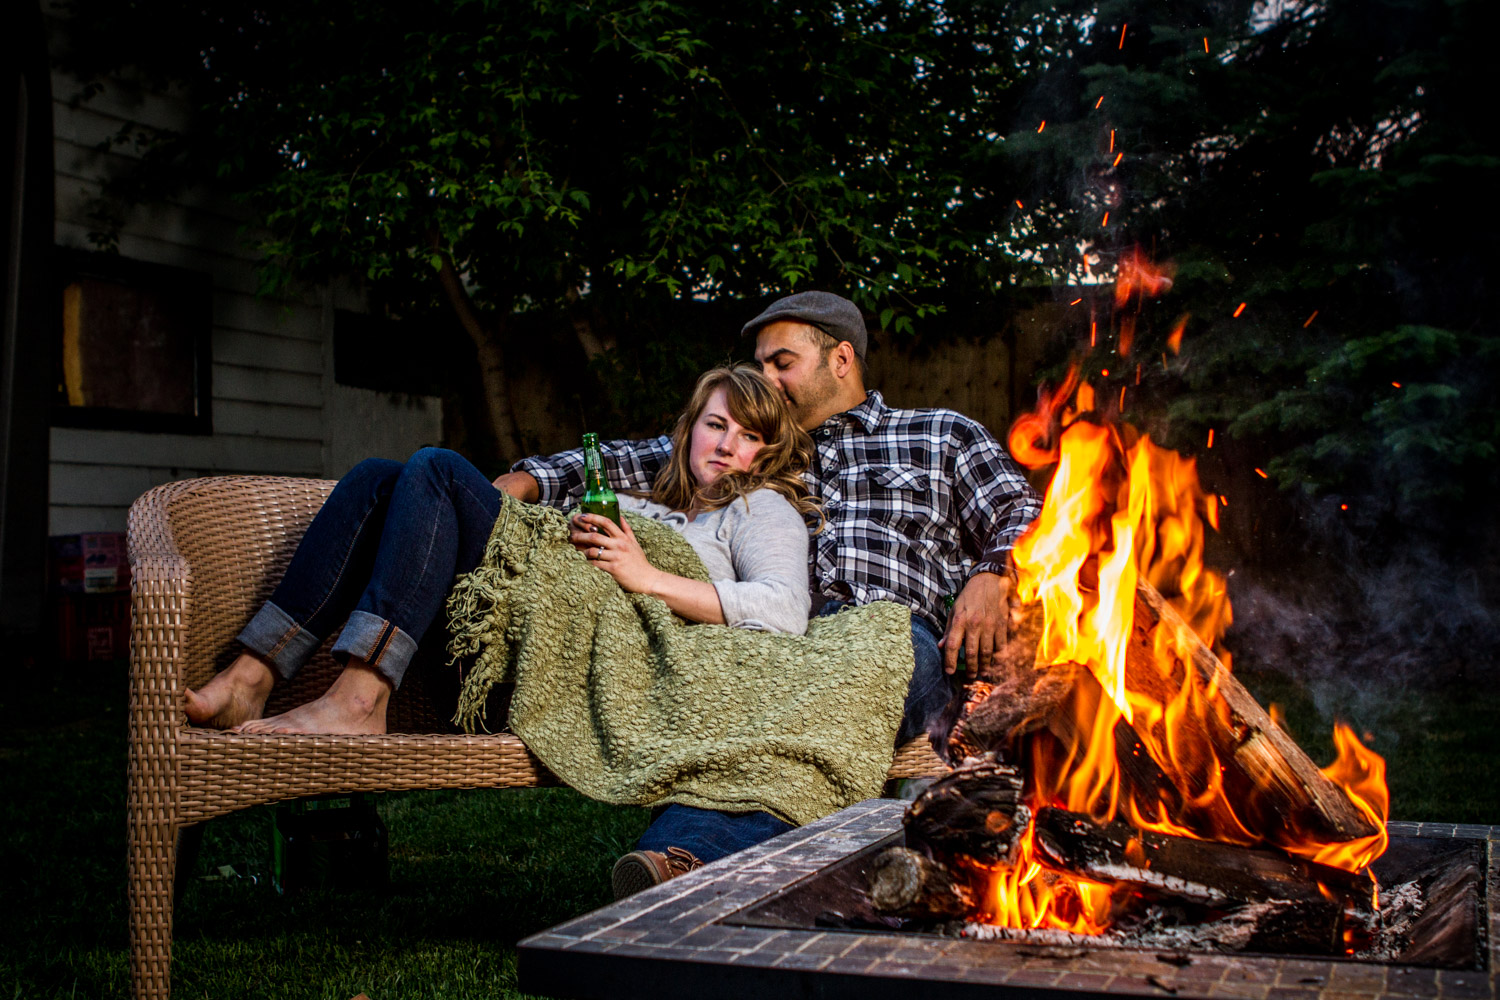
128, 475, 340, 697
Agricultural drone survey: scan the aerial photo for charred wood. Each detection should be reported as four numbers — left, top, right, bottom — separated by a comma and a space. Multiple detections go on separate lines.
903, 762, 1031, 863
1030, 807, 1376, 911
867, 847, 977, 919
947, 651, 1183, 817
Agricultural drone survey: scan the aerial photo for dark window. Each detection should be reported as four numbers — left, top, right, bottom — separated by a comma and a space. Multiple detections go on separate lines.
52, 248, 212, 434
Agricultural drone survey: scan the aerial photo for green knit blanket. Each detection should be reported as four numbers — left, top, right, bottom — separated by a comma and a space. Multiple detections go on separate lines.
445, 493, 914, 826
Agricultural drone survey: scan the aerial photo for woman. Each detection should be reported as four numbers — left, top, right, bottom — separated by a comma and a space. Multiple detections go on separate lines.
184, 363, 818, 739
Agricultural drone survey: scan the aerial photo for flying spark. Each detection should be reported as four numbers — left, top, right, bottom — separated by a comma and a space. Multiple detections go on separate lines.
1016, 199, 1024, 209
1109, 130, 1115, 153
1119, 385, 1126, 409
1391, 381, 1402, 388
1091, 321, 1098, 346
1119, 23, 1128, 48
1303, 310, 1319, 328
1340, 503, 1349, 511
1070, 298, 1082, 305
1233, 302, 1247, 318
1167, 314, 1188, 353
1101, 368, 1110, 376
1095, 95, 1105, 109
1113, 153, 1123, 167
1038, 120, 1046, 133
1255, 468, 1269, 479
1102, 212, 1110, 227
1203, 37, 1210, 53
1207, 429, 1215, 449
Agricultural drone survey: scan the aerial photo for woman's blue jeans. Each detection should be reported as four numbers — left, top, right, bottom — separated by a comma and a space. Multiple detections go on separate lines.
237, 448, 502, 688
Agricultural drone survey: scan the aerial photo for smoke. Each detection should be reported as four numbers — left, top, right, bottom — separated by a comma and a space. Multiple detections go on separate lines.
1224, 515, 1499, 727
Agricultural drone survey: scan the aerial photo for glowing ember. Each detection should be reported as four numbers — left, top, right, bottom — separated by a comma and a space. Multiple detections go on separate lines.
1114, 248, 1175, 309
1167, 315, 1188, 353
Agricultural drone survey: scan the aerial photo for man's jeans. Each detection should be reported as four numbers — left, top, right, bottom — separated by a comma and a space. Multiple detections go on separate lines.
633, 598, 952, 863
819, 599, 952, 744
237, 448, 502, 688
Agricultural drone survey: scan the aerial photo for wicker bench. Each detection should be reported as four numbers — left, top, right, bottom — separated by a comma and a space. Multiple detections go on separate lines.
125, 475, 949, 999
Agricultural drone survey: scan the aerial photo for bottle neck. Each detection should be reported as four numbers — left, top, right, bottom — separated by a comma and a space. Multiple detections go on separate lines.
584, 446, 608, 493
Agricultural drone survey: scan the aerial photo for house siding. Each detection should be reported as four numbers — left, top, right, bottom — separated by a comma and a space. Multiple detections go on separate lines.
47, 71, 441, 535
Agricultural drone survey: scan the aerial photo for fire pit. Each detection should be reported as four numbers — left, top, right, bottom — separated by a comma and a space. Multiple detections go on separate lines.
526, 253, 1478, 998
518, 800, 1496, 1000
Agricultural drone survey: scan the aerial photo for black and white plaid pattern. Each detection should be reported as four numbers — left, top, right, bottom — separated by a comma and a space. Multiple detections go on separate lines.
514, 391, 1042, 634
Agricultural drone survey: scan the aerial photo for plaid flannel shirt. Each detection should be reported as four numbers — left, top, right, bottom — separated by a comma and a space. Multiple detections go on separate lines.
514, 390, 1042, 634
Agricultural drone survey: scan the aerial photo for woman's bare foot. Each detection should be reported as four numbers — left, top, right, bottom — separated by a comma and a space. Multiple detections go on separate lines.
235, 661, 391, 735
184, 653, 276, 729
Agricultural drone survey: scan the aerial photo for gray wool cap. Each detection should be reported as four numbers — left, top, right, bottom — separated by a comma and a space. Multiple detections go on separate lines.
741, 291, 868, 361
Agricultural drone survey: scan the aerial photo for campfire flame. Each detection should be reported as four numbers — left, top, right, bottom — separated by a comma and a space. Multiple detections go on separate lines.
968, 824, 1115, 934
975, 249, 1389, 932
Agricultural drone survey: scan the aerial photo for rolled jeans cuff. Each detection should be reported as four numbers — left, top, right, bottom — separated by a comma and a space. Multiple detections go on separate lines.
237, 601, 323, 680
330, 610, 418, 689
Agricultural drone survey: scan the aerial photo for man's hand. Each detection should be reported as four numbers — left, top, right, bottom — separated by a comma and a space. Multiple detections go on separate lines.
940, 571, 1013, 677
492, 470, 540, 502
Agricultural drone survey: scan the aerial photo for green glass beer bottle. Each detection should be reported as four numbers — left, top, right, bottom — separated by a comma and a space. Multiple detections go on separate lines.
579, 432, 621, 528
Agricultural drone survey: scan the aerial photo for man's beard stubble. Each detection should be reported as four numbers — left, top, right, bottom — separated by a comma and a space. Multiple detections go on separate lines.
785, 363, 840, 429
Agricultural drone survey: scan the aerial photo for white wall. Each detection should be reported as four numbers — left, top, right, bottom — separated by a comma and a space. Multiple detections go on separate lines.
47, 72, 441, 534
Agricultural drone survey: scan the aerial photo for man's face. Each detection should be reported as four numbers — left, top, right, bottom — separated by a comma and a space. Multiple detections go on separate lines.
753, 321, 840, 431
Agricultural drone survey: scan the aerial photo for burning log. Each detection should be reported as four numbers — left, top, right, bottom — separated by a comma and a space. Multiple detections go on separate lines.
948, 659, 1186, 816
874, 790, 1373, 937
867, 847, 977, 919
1030, 807, 1376, 910
902, 761, 1031, 862
949, 582, 1379, 848
1131, 582, 1380, 844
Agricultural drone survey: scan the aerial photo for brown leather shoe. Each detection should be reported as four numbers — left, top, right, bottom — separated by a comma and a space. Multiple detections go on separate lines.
610, 846, 704, 900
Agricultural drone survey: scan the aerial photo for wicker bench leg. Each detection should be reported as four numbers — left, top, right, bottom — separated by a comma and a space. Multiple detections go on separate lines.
128, 798, 177, 998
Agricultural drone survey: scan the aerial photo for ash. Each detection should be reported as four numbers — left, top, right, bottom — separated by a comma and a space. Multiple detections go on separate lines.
948, 880, 1423, 961
1350, 879, 1425, 961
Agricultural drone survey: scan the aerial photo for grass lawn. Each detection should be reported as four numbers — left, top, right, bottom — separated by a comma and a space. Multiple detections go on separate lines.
3, 663, 1497, 999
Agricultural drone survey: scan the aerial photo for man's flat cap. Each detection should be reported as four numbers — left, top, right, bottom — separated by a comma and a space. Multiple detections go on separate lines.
741, 291, 868, 361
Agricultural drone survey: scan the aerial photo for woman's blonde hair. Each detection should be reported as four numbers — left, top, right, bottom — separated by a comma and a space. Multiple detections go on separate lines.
649, 364, 822, 526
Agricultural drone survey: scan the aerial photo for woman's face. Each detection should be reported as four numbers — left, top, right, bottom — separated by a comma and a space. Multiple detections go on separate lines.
688, 386, 766, 488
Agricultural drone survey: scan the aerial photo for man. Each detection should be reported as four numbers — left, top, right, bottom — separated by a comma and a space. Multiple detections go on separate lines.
494, 290, 1042, 741
493, 291, 1042, 898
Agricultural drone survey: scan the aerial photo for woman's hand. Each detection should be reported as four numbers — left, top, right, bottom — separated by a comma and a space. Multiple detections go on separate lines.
569, 513, 662, 594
